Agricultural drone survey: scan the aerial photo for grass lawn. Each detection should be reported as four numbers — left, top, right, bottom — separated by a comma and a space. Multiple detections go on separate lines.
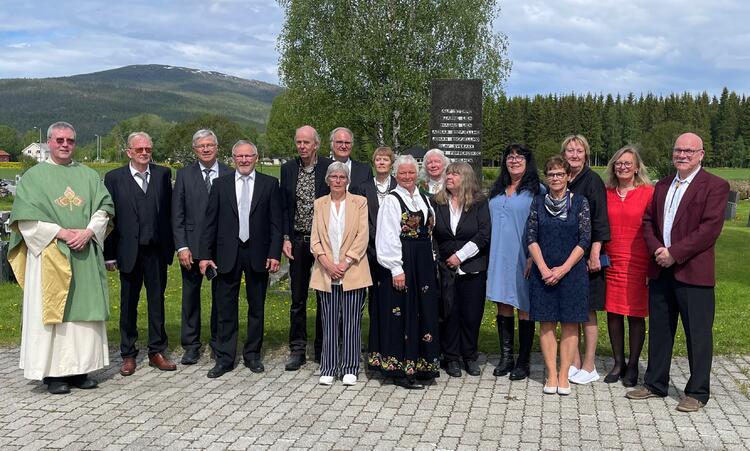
1, 200, 749, 359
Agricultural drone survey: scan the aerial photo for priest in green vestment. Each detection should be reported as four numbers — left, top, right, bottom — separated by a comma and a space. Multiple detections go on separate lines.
8, 121, 114, 395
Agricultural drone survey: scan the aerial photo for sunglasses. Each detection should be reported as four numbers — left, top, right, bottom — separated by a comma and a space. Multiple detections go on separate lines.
55, 138, 76, 145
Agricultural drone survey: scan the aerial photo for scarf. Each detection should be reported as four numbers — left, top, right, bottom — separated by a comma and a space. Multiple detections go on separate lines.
544, 190, 571, 220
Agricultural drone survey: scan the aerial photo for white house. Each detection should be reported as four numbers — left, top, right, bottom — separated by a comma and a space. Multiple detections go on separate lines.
21, 143, 50, 162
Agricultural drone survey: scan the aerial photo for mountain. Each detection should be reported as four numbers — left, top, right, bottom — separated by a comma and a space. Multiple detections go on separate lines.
0, 64, 284, 143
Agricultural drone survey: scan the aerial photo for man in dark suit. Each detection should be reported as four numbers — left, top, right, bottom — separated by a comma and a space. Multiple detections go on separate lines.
280, 125, 332, 370
198, 140, 282, 378
626, 132, 729, 412
172, 129, 232, 364
104, 131, 176, 376
330, 127, 371, 190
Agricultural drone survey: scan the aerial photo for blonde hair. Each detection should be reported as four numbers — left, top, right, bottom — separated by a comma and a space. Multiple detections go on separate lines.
604, 145, 651, 188
433, 162, 482, 211
561, 134, 590, 165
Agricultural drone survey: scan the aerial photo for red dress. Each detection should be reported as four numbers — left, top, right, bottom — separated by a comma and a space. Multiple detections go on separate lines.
604, 184, 654, 317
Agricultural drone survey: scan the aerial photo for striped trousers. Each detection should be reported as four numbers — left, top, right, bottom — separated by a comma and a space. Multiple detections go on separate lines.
318, 286, 366, 377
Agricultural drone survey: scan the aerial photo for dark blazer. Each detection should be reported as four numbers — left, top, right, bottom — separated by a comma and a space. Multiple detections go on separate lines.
568, 165, 610, 246
172, 161, 232, 254
280, 156, 332, 236
354, 176, 397, 260
643, 168, 729, 286
348, 159, 372, 190
198, 171, 283, 274
104, 163, 174, 272
432, 197, 491, 273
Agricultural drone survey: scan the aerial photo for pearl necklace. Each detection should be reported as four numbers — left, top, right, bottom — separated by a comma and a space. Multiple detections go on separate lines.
615, 185, 633, 200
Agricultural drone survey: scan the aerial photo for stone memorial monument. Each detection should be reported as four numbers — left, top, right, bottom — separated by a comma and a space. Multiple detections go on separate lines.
430, 79, 483, 179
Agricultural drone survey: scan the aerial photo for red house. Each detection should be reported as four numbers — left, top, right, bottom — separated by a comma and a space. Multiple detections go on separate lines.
0, 150, 10, 162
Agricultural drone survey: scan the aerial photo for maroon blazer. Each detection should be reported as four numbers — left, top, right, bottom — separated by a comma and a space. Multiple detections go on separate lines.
642, 168, 729, 287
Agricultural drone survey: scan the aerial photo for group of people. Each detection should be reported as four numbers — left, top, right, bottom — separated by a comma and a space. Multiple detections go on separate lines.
9, 121, 729, 413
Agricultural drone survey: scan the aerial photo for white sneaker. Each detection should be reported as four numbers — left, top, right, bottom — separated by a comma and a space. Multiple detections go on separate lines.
568, 366, 580, 380
342, 374, 357, 386
570, 369, 600, 385
319, 375, 334, 385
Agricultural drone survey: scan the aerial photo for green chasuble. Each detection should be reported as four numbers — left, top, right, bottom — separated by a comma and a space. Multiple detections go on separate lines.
9, 161, 114, 322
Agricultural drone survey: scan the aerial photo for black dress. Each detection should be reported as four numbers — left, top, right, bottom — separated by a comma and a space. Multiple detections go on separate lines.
568, 166, 610, 311
526, 193, 591, 323
368, 193, 441, 379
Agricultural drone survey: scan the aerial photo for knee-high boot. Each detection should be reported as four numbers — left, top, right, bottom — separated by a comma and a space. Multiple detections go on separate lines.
509, 319, 534, 380
493, 315, 515, 377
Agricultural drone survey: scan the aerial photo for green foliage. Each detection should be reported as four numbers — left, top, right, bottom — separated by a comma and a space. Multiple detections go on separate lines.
0, 125, 19, 158
161, 114, 248, 165
275, 0, 511, 155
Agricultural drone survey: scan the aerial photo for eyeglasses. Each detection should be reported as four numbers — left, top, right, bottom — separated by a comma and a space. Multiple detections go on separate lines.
328, 175, 348, 181
673, 148, 702, 156
546, 172, 567, 179
506, 154, 525, 162
334, 141, 352, 146
130, 147, 152, 154
615, 161, 634, 168
194, 144, 218, 150
54, 138, 76, 145
234, 154, 257, 160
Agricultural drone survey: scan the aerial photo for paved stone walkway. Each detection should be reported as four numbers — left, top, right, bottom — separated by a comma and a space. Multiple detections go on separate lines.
1, 348, 750, 450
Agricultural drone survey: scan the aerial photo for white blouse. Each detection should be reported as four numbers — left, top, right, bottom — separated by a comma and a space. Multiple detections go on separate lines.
328, 200, 346, 285
448, 198, 479, 275
376, 185, 434, 277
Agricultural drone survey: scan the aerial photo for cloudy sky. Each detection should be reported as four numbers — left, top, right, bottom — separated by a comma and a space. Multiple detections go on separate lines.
1, 0, 748, 97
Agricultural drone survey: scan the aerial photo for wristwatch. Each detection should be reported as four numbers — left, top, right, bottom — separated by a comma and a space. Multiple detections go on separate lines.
283, 234, 290, 241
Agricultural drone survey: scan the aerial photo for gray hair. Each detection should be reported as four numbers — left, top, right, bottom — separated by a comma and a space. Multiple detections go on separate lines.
192, 129, 218, 147
329, 127, 353, 147
296, 125, 320, 145
231, 140, 258, 156
127, 131, 152, 147
47, 121, 76, 139
393, 154, 419, 174
325, 161, 350, 181
419, 148, 450, 181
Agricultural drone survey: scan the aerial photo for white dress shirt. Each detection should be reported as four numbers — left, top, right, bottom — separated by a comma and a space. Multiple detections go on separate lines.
376, 185, 434, 277
327, 200, 347, 285
663, 166, 701, 248
373, 176, 393, 206
200, 160, 220, 185
129, 163, 150, 190
448, 198, 479, 275
428, 178, 443, 194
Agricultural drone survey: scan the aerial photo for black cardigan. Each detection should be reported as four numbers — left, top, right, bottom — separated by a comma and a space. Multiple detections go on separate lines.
567, 165, 610, 247
432, 197, 491, 273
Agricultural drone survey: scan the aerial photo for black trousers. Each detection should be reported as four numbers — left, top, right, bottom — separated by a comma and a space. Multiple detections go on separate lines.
440, 271, 487, 362
644, 269, 715, 403
179, 263, 218, 353
119, 245, 169, 358
213, 243, 269, 368
288, 234, 322, 357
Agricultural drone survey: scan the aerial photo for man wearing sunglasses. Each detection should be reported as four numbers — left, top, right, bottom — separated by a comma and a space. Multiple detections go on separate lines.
104, 132, 176, 376
8, 121, 114, 394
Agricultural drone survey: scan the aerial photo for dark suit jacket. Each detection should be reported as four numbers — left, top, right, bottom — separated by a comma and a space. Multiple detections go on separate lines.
104, 163, 174, 273
172, 161, 232, 254
432, 197, 491, 273
280, 156, 332, 236
198, 171, 283, 274
643, 168, 729, 286
354, 176, 397, 261
348, 159, 372, 190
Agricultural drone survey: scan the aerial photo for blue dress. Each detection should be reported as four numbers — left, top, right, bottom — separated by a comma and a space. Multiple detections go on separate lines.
526, 193, 591, 323
486, 189, 539, 311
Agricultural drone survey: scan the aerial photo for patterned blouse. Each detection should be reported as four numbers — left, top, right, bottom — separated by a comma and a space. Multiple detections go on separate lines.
293, 167, 316, 234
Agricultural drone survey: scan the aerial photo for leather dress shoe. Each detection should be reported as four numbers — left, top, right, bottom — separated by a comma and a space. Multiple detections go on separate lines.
244, 359, 265, 373
625, 386, 662, 400
464, 360, 481, 376
207, 364, 233, 379
285, 354, 306, 371
181, 349, 200, 365
676, 396, 705, 412
43, 377, 71, 395
120, 357, 137, 376
149, 353, 177, 371
394, 376, 424, 390
67, 374, 98, 389
445, 361, 462, 377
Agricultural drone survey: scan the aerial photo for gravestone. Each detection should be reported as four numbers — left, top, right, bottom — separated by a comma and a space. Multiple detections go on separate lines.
725, 190, 739, 221
430, 79, 483, 180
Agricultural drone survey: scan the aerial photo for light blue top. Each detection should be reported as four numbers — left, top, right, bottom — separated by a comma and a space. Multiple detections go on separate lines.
486, 186, 544, 311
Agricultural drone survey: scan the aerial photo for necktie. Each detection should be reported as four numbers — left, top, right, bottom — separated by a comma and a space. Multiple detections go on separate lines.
136, 172, 148, 193
239, 175, 250, 242
203, 168, 212, 193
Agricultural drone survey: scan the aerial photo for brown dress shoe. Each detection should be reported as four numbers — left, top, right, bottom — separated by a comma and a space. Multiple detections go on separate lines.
120, 357, 137, 376
149, 353, 177, 371
625, 386, 661, 400
676, 396, 705, 412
